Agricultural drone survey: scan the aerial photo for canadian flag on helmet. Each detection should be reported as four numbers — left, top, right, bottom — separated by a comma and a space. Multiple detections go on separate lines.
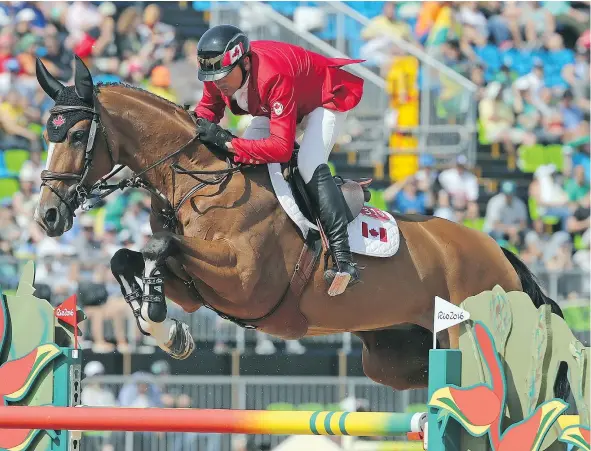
222, 42, 244, 67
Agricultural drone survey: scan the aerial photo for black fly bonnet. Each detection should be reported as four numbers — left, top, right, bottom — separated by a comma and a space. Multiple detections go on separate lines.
36, 55, 109, 215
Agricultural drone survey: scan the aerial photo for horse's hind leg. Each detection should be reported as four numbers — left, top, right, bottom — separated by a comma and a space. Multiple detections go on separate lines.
355, 325, 432, 391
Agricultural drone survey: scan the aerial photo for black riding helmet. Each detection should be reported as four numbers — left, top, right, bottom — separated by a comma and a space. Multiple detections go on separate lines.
197, 24, 250, 82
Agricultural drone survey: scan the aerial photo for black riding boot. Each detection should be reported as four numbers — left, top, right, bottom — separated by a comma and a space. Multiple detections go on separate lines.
305, 164, 360, 296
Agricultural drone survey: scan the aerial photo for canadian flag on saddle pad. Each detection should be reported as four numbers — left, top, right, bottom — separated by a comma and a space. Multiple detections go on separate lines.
361, 222, 387, 243
348, 206, 399, 258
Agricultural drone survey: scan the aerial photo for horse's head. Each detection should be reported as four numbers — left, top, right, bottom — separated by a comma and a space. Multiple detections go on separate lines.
34, 56, 114, 236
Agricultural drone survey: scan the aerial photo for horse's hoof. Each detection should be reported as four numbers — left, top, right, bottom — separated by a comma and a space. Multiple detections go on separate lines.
160, 319, 195, 360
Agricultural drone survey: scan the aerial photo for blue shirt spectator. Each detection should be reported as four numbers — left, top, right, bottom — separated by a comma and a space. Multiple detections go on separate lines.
541, 34, 575, 88
383, 176, 429, 215
394, 190, 427, 214
474, 44, 502, 82
560, 90, 584, 131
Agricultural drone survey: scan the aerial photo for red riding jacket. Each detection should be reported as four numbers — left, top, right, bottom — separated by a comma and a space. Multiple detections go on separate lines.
195, 40, 364, 164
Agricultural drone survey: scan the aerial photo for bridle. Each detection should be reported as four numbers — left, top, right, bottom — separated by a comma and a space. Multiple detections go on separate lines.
40, 98, 245, 231
40, 103, 107, 218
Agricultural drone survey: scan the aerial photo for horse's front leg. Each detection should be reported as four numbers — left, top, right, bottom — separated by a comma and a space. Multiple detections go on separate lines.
110, 246, 197, 359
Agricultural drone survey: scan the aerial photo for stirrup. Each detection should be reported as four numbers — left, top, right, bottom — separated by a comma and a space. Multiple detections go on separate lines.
325, 260, 359, 296
328, 272, 352, 297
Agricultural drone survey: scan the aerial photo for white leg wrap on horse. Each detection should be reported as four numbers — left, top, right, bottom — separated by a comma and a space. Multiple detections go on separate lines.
144, 260, 157, 281
148, 318, 177, 345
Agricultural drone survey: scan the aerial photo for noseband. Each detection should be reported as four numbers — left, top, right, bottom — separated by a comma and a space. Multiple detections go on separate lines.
40, 103, 110, 217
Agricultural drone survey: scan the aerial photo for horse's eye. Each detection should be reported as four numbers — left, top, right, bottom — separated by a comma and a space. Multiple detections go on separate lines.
72, 130, 85, 143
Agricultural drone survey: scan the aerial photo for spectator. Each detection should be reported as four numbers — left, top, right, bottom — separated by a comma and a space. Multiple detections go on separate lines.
81, 361, 117, 407
469, 63, 487, 101
458, 3, 488, 37
92, 2, 118, 61
116, 6, 142, 60
544, 1, 590, 36
12, 166, 39, 228
414, 154, 438, 200
568, 192, 590, 237
541, 33, 575, 90
565, 47, 590, 111
64, 2, 103, 45
0, 93, 39, 151
513, 59, 557, 128
570, 194, 590, 271
0, 201, 21, 256
14, 8, 38, 41
484, 181, 528, 246
486, 3, 525, 47
463, 201, 483, 231
76, 268, 114, 353
544, 231, 574, 274
433, 190, 456, 222
137, 4, 176, 62
564, 165, 590, 202
19, 148, 43, 187
145, 65, 177, 103
521, 219, 553, 269
479, 82, 535, 156
530, 164, 572, 230
360, 2, 416, 68
121, 192, 150, 239
438, 155, 479, 209
469, 30, 502, 83
255, 333, 307, 355
118, 371, 163, 407
512, 83, 543, 142
523, 3, 556, 48
383, 175, 430, 214
560, 89, 585, 141
168, 40, 202, 107
39, 34, 73, 82
73, 215, 103, 259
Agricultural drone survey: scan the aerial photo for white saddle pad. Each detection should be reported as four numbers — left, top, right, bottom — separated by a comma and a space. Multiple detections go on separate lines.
268, 163, 399, 258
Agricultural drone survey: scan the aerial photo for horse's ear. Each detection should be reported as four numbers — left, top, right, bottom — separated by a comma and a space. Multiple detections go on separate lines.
74, 55, 94, 105
35, 58, 64, 100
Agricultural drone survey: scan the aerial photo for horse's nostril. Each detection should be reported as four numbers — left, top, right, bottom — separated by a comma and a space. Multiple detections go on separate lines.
44, 207, 58, 225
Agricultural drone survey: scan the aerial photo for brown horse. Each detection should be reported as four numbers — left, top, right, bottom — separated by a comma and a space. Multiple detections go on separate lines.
34, 56, 568, 397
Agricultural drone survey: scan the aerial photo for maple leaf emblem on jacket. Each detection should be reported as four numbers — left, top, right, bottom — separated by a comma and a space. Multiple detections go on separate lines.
272, 101, 284, 116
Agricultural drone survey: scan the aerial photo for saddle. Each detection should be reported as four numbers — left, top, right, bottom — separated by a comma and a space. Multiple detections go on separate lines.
282, 148, 372, 227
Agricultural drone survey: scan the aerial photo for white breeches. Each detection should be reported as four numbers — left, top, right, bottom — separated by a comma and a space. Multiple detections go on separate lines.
241, 107, 348, 183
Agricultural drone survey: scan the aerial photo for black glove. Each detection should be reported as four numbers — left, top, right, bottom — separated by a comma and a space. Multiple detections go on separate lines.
196, 118, 234, 150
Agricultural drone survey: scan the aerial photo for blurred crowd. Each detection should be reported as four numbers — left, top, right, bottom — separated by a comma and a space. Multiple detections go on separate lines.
81, 359, 223, 451
0, 1, 588, 354
369, 1, 589, 297
0, 1, 295, 355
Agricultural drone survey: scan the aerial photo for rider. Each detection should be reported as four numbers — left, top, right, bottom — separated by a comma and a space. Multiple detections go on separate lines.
193, 24, 365, 296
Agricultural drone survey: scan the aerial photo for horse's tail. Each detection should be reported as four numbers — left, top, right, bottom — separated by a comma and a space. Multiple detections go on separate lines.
501, 247, 571, 401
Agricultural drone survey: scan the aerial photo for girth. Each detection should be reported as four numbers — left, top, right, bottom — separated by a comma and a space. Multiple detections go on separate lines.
181, 235, 321, 330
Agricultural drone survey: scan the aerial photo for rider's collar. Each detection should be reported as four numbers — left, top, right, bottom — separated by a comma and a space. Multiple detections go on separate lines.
233, 74, 250, 99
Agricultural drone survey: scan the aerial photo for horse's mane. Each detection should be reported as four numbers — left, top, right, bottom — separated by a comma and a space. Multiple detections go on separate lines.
95, 82, 194, 125
95, 81, 241, 164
